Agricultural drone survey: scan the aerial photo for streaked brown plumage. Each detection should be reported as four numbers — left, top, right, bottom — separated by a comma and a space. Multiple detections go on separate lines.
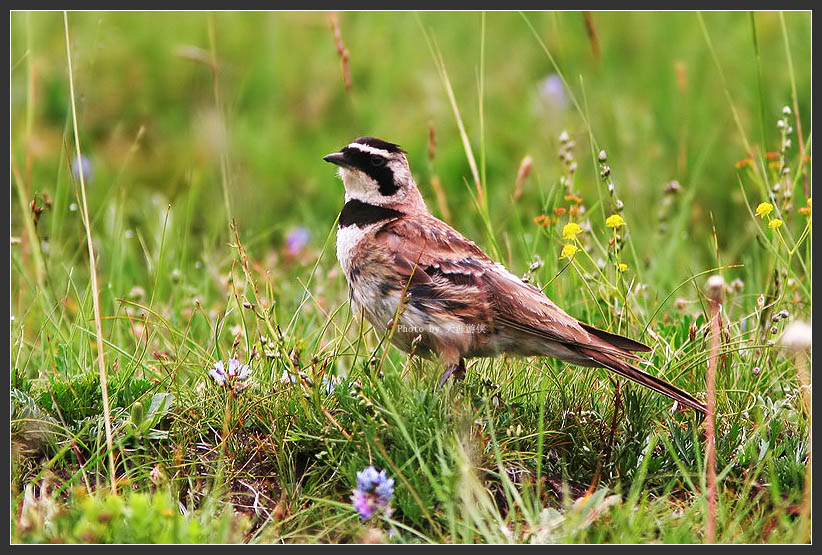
325, 137, 706, 414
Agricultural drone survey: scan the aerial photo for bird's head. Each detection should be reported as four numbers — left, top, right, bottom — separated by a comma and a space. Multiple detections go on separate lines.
323, 137, 426, 211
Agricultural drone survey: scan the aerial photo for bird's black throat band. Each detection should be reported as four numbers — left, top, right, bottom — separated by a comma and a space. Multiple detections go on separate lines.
338, 199, 403, 228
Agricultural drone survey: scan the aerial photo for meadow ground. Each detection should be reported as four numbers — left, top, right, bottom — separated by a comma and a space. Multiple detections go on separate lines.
10, 11, 812, 543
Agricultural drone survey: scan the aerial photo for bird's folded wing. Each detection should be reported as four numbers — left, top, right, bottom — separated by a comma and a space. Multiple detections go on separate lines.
374, 216, 494, 313
376, 215, 491, 285
376, 216, 590, 345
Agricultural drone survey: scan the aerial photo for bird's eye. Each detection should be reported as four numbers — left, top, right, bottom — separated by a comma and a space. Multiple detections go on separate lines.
370, 155, 385, 166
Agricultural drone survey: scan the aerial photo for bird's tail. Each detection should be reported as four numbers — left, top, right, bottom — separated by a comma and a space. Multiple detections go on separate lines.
578, 346, 707, 415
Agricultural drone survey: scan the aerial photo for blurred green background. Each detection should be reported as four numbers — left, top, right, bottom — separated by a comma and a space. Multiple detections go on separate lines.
10, 10, 811, 304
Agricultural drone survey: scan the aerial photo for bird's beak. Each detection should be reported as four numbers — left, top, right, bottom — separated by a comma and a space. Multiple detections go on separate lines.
323, 152, 350, 168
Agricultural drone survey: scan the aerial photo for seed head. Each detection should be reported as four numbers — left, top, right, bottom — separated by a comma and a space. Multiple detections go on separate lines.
706, 275, 725, 298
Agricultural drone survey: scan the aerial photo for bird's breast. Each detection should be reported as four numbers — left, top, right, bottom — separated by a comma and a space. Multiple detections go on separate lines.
335, 223, 374, 275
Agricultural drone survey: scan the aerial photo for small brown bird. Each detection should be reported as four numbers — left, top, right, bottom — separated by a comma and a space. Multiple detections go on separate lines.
324, 137, 706, 414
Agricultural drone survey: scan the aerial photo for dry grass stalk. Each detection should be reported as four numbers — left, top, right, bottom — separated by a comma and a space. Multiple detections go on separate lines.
426, 122, 451, 222
513, 155, 533, 201
328, 12, 351, 91
429, 176, 451, 224
704, 275, 724, 543
796, 350, 812, 543
582, 12, 601, 61
781, 320, 812, 543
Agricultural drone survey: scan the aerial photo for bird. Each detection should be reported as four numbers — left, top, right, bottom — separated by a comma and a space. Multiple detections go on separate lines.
323, 137, 706, 414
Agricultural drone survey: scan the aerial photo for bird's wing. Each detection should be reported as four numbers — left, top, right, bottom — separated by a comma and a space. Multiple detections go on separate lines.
374, 214, 494, 320
376, 214, 608, 348
377, 214, 490, 275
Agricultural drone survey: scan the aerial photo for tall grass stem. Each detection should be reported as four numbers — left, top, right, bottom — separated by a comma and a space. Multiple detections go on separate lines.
63, 10, 117, 494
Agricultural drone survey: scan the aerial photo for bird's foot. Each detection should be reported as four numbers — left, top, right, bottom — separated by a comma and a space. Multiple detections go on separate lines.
438, 359, 466, 389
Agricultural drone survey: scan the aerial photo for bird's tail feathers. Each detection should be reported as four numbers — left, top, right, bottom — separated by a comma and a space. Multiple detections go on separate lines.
578, 346, 707, 415
579, 323, 652, 352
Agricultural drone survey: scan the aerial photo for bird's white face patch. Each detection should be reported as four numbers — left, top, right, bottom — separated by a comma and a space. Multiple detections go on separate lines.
338, 165, 407, 206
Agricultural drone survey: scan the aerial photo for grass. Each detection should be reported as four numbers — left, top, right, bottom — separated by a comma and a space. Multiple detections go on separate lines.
10, 10, 811, 544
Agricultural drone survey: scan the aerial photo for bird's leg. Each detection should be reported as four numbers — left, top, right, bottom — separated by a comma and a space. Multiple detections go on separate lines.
438, 358, 466, 389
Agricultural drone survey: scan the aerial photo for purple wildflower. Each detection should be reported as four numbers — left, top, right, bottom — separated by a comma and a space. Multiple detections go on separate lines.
538, 74, 568, 111
71, 154, 93, 183
208, 358, 252, 392
352, 489, 376, 520
286, 227, 310, 256
351, 466, 394, 520
208, 360, 227, 386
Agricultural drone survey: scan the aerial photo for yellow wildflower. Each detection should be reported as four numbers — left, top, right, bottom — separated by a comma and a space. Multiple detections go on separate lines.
755, 202, 774, 218
560, 244, 578, 259
605, 214, 625, 228
768, 218, 783, 229
562, 222, 583, 240
617, 263, 628, 272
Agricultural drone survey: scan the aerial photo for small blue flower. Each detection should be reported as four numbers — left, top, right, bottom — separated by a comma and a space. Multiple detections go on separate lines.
280, 369, 298, 385
352, 466, 394, 520
71, 154, 93, 183
374, 477, 394, 506
322, 375, 341, 395
285, 227, 310, 256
